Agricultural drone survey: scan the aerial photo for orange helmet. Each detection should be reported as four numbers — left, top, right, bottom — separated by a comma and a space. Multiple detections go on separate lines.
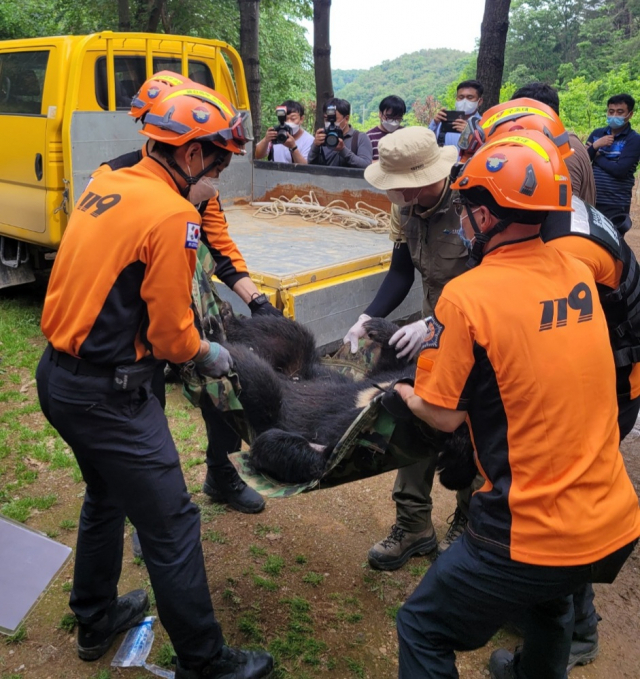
140, 85, 250, 154
452, 129, 572, 212
129, 71, 192, 121
458, 98, 572, 161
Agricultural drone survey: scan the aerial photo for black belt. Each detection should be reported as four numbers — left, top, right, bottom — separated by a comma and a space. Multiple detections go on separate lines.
50, 347, 116, 378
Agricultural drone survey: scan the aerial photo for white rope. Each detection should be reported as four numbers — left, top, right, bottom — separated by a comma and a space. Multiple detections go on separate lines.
251, 191, 390, 233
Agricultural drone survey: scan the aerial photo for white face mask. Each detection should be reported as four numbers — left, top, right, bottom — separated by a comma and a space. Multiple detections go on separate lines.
455, 99, 478, 116
187, 150, 220, 205
386, 189, 418, 207
381, 120, 401, 133
287, 122, 300, 135
189, 175, 219, 205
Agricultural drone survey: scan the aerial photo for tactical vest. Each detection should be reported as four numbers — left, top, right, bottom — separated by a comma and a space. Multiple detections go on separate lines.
400, 188, 468, 317
541, 197, 640, 367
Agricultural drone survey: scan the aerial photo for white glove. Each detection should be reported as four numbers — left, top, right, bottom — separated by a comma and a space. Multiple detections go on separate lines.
389, 319, 428, 359
194, 342, 233, 378
343, 313, 371, 353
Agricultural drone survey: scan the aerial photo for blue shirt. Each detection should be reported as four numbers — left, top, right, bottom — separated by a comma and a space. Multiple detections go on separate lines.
586, 124, 640, 206
429, 112, 481, 149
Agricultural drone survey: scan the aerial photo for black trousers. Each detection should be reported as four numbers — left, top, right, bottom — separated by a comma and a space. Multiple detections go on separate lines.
36, 346, 223, 666
397, 533, 636, 678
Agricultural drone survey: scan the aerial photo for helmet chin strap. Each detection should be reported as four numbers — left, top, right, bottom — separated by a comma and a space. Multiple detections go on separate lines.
166, 152, 224, 198
464, 205, 513, 268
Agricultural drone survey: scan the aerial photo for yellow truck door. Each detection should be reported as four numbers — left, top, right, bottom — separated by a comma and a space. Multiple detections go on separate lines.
0, 47, 53, 238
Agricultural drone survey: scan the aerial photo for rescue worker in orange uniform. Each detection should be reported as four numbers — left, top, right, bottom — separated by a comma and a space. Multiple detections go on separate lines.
393, 131, 640, 679
97, 73, 274, 516
36, 88, 273, 679
459, 100, 640, 671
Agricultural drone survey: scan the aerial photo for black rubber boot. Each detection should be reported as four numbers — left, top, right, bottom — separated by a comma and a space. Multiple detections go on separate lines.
175, 645, 274, 679
202, 467, 265, 514
77, 589, 149, 661
488, 649, 518, 679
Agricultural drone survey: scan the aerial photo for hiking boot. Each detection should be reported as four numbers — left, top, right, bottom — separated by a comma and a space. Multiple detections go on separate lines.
567, 631, 599, 671
437, 507, 468, 554
175, 645, 274, 679
368, 523, 437, 571
488, 648, 518, 679
203, 468, 265, 514
77, 589, 148, 661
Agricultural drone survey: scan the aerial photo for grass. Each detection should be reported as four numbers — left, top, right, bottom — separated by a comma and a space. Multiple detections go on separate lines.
4, 626, 27, 644
203, 529, 227, 544
295, 554, 308, 564
57, 613, 76, 633
1, 494, 57, 523
254, 523, 281, 538
262, 555, 285, 576
238, 610, 263, 643
249, 544, 267, 557
409, 562, 430, 577
59, 519, 77, 530
302, 572, 324, 587
345, 658, 365, 677
155, 642, 175, 668
385, 603, 402, 624
269, 598, 327, 673
252, 575, 279, 591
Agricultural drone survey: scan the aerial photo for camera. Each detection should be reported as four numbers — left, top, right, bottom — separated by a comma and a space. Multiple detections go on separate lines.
323, 105, 343, 148
272, 106, 292, 145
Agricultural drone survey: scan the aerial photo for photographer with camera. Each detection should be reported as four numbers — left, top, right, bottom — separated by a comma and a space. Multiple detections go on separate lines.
308, 98, 373, 168
430, 79, 483, 148
254, 100, 313, 164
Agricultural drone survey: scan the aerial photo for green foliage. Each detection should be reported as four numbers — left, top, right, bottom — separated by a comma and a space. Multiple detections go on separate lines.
0, 0, 313, 138
502, 0, 640, 137
334, 48, 473, 122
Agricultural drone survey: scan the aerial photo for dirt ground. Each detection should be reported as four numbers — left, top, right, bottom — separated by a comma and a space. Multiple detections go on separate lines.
2, 213, 640, 679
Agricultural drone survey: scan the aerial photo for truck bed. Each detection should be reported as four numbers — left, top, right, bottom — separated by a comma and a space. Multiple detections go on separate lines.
218, 205, 423, 348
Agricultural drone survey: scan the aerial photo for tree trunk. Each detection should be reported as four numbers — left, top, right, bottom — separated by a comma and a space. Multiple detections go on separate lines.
313, 0, 333, 131
146, 0, 165, 32
118, 0, 131, 31
476, 0, 511, 110
238, 0, 262, 146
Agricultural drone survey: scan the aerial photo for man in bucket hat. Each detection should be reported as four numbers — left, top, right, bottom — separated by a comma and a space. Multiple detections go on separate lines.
343, 126, 478, 570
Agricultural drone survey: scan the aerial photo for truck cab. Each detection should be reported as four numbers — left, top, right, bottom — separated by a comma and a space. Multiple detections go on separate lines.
0, 32, 247, 286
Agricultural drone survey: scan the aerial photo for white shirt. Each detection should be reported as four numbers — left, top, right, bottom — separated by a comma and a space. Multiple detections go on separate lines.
270, 129, 314, 163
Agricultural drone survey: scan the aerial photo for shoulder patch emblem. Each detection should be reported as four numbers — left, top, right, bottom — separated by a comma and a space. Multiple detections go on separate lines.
185, 222, 200, 250
421, 316, 444, 350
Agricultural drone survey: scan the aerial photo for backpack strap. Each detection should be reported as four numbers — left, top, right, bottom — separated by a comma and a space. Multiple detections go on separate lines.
350, 129, 360, 156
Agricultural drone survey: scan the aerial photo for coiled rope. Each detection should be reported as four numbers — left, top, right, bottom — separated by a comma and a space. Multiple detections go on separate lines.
251, 191, 390, 233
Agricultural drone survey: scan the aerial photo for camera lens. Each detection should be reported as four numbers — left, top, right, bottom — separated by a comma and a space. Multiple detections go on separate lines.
325, 131, 339, 148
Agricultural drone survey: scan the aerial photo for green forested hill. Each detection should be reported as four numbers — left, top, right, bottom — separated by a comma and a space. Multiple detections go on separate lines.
333, 48, 472, 116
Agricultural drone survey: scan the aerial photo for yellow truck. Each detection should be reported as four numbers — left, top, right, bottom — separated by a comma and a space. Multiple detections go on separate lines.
0, 32, 422, 347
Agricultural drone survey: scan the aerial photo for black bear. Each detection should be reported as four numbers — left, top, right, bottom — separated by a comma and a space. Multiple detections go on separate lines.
208, 310, 475, 487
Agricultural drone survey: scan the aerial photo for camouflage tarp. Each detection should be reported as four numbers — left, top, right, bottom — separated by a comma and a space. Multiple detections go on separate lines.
180, 243, 246, 418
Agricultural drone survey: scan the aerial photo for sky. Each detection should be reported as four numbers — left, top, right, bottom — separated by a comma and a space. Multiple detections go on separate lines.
299, 0, 486, 71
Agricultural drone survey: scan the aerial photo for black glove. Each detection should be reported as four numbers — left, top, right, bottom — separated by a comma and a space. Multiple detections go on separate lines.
249, 293, 283, 317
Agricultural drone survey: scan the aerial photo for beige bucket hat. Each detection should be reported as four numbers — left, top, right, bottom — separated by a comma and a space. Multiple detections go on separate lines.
365, 127, 458, 190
